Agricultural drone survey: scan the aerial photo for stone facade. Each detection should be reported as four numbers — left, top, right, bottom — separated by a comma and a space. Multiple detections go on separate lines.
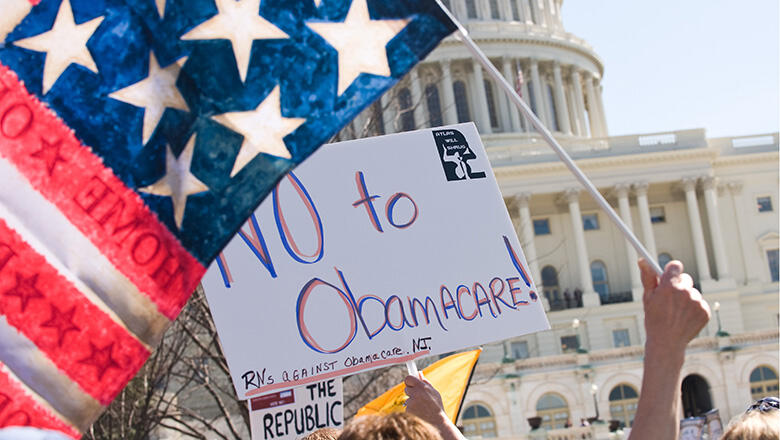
341, 1, 780, 438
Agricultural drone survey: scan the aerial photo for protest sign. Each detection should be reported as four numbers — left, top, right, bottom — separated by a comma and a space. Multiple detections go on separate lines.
201, 123, 550, 399
249, 378, 343, 440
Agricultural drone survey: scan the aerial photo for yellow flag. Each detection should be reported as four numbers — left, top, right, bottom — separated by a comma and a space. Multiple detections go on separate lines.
356, 349, 482, 423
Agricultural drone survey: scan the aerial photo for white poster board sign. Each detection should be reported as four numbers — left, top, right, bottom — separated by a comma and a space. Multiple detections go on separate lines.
201, 123, 550, 399
249, 378, 343, 440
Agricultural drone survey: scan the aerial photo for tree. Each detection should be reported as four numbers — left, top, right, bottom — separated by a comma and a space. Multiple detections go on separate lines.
85, 286, 248, 440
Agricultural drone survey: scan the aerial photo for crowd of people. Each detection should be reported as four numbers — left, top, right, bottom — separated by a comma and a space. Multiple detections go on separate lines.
1, 260, 777, 439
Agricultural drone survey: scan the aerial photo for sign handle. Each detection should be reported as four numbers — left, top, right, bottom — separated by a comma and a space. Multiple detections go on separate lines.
433, 0, 663, 276
406, 360, 419, 377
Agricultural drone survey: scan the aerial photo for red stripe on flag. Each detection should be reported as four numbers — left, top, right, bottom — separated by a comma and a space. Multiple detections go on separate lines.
0, 219, 150, 405
0, 365, 81, 439
0, 64, 205, 320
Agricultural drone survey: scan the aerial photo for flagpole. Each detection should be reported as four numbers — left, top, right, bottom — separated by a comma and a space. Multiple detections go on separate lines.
434, 0, 663, 276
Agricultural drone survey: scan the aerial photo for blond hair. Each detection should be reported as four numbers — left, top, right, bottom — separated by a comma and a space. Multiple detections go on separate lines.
722, 410, 780, 440
338, 413, 442, 440
301, 427, 341, 440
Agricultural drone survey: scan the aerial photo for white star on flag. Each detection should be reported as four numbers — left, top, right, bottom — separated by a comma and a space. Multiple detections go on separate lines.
307, 0, 410, 96
212, 85, 305, 177
109, 52, 189, 145
155, 0, 166, 18
13, 0, 104, 94
181, 0, 288, 83
139, 134, 209, 229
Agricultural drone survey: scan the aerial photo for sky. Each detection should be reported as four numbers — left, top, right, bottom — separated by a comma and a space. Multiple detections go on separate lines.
562, 0, 779, 138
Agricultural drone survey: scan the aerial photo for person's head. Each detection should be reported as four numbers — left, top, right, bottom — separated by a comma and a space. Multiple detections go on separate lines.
301, 427, 341, 440
338, 412, 442, 440
722, 397, 780, 440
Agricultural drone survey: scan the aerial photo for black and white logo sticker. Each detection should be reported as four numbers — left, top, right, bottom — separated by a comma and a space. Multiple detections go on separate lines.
433, 129, 486, 181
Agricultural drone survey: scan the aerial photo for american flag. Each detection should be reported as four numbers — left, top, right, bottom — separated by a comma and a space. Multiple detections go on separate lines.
0, 0, 453, 437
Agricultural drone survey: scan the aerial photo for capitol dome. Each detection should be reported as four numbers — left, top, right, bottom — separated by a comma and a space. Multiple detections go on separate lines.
347, 0, 609, 143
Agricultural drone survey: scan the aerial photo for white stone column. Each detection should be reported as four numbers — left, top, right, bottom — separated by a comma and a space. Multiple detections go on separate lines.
682, 177, 712, 282
470, 59, 492, 134
521, 0, 533, 24
727, 182, 761, 284
529, 0, 542, 25
701, 177, 730, 280
380, 94, 395, 134
452, 0, 467, 18
563, 189, 600, 307
633, 182, 658, 262
519, 61, 531, 131
540, 0, 551, 27
501, 0, 513, 21
494, 60, 512, 132
583, 72, 602, 137
409, 68, 423, 129
570, 68, 588, 137
544, 0, 556, 29
552, 62, 572, 134
595, 81, 608, 136
479, 0, 492, 19
615, 184, 643, 299
514, 193, 541, 287
501, 57, 522, 132
529, 59, 548, 127
566, 81, 580, 136
440, 61, 458, 125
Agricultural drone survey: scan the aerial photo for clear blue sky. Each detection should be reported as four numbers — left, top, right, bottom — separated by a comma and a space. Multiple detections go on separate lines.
562, 0, 779, 138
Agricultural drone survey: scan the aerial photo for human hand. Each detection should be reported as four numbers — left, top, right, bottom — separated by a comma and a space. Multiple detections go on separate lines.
639, 259, 711, 354
404, 373, 448, 427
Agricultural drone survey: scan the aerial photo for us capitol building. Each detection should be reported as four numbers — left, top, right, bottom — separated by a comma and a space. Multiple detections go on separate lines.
342, 0, 780, 438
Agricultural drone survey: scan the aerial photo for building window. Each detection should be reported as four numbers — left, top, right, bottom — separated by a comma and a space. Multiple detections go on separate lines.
541, 266, 559, 305
536, 393, 570, 430
484, 79, 499, 128
527, 80, 538, 117
397, 87, 415, 132
425, 84, 443, 127
750, 365, 779, 400
613, 329, 630, 347
489, 0, 501, 19
510, 340, 529, 359
465, 0, 478, 19
533, 218, 551, 235
609, 384, 639, 428
582, 213, 599, 230
510, 0, 520, 20
757, 196, 773, 212
768, 249, 779, 282
650, 206, 666, 223
658, 253, 673, 270
368, 101, 385, 136
560, 335, 580, 353
591, 260, 609, 301
461, 404, 497, 438
453, 80, 471, 123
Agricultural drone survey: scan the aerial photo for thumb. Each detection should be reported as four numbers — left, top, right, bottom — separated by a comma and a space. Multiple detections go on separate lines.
638, 259, 658, 297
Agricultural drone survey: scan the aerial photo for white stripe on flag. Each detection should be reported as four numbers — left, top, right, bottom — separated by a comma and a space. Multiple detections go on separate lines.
0, 156, 169, 347
0, 316, 103, 430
